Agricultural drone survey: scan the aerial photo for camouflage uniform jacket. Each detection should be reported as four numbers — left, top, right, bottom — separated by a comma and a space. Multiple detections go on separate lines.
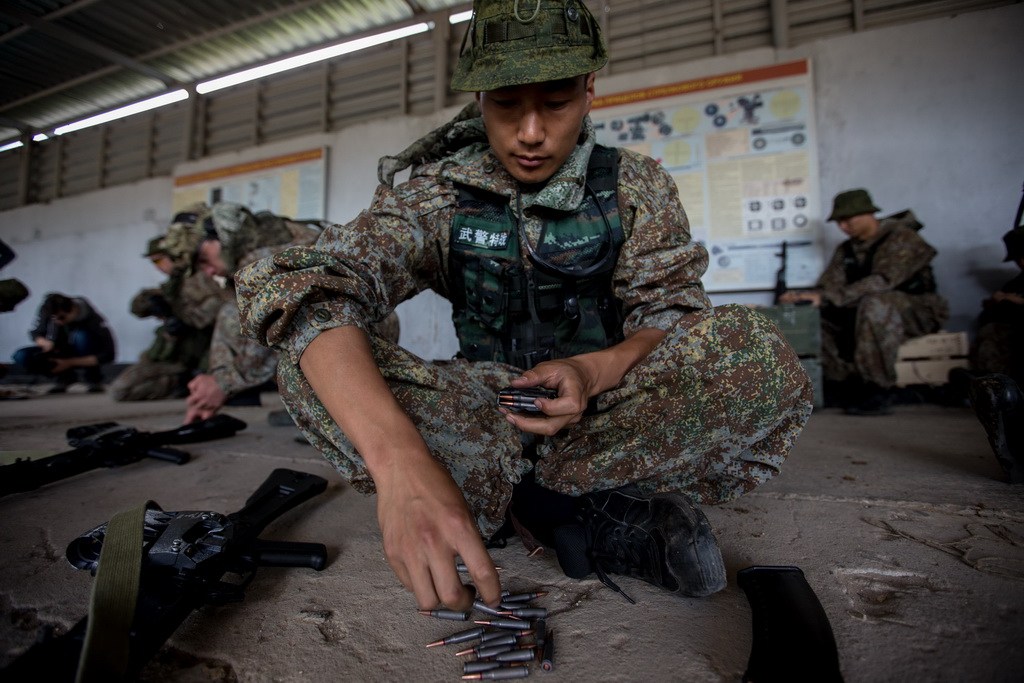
817, 218, 946, 313
130, 269, 231, 368
209, 220, 321, 396
170, 269, 232, 330
236, 113, 711, 363
130, 269, 230, 329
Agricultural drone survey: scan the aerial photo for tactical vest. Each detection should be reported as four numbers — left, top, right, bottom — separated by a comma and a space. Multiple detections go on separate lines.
842, 230, 936, 295
448, 146, 625, 370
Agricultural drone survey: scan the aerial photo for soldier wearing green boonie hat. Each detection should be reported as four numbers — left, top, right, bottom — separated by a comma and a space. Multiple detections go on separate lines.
781, 186, 949, 415
827, 188, 880, 222
451, 0, 607, 92
235, 0, 813, 617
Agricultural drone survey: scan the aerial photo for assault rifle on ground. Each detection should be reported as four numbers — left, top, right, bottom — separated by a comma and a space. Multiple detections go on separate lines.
0, 414, 247, 498
1, 468, 329, 681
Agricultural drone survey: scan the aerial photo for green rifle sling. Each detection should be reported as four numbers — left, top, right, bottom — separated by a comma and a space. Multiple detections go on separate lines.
76, 501, 149, 683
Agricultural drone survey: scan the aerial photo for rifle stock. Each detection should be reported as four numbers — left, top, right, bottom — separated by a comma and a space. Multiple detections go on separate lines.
2, 468, 329, 681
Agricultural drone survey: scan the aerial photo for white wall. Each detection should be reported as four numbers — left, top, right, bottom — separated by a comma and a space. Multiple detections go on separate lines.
1, 4, 1021, 365
0, 180, 175, 365
808, 6, 1024, 332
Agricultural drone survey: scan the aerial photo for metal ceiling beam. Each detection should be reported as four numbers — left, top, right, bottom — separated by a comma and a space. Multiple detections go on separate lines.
0, 0, 333, 114
0, 6, 179, 87
0, 0, 107, 45
0, 114, 31, 133
771, 0, 789, 49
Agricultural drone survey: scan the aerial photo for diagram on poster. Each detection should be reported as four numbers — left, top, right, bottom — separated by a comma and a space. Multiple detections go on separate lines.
592, 61, 821, 292
172, 148, 327, 220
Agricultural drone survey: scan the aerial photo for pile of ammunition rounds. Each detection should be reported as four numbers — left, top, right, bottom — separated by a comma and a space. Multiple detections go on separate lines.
421, 585, 555, 679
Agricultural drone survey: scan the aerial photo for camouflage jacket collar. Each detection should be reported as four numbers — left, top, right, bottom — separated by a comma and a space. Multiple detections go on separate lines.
441, 116, 596, 214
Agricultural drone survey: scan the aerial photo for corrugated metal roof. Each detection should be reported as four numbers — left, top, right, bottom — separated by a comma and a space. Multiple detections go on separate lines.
0, 0, 470, 143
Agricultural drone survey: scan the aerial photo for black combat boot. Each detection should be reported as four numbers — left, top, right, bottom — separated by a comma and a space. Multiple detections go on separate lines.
553, 486, 727, 602
968, 373, 1024, 484
843, 381, 893, 416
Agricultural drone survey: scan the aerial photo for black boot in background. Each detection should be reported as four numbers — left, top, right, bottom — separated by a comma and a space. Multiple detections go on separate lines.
968, 373, 1024, 484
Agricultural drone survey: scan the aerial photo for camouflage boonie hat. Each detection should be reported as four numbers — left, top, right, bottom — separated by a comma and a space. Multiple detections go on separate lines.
1003, 227, 1024, 262
159, 202, 210, 269
451, 0, 608, 92
208, 202, 265, 272
827, 188, 880, 222
161, 222, 205, 269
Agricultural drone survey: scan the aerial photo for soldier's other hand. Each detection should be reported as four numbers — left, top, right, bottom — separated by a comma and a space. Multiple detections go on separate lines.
778, 290, 822, 307
992, 291, 1024, 306
185, 374, 226, 423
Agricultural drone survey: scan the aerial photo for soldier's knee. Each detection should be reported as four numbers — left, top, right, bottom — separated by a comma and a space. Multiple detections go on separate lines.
856, 293, 903, 327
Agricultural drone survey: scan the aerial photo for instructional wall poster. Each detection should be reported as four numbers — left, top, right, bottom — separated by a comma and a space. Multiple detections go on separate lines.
172, 147, 327, 219
592, 60, 821, 292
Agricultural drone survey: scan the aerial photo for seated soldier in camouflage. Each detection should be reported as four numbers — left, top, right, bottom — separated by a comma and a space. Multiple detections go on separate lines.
966, 227, 1024, 483
236, 0, 812, 611
972, 227, 1024, 385
781, 189, 949, 415
110, 213, 232, 401
180, 203, 400, 424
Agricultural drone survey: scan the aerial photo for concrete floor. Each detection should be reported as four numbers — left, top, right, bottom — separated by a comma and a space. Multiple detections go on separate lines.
0, 386, 1022, 682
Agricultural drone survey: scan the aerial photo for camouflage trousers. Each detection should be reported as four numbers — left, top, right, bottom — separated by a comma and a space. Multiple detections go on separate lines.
109, 359, 187, 401
821, 291, 946, 388
974, 323, 1024, 385
972, 303, 1024, 385
279, 304, 813, 538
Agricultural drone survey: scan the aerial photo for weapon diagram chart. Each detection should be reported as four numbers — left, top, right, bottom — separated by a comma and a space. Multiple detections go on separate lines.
172, 148, 327, 219
593, 61, 822, 292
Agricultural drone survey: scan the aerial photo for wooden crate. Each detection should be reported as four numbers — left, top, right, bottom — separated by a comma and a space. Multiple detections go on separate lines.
895, 331, 969, 387
897, 331, 968, 360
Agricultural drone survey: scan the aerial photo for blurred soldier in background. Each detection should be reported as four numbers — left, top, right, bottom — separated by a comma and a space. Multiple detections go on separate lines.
962, 220, 1024, 484
780, 188, 948, 415
971, 227, 1024, 385
178, 202, 397, 423
110, 207, 233, 401
12, 292, 116, 393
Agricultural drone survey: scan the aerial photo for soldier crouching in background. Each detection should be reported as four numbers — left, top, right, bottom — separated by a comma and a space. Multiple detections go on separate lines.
12, 292, 116, 393
110, 209, 232, 401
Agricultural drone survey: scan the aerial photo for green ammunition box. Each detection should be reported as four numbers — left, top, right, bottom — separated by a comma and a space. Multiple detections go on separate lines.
758, 305, 821, 358
799, 357, 824, 409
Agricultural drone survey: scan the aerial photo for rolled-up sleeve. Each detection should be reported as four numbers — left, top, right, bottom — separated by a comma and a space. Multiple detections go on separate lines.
236, 178, 452, 364
613, 150, 710, 335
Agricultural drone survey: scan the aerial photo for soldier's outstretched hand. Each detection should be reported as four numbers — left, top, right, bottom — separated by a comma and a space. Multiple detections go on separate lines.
373, 448, 501, 612
185, 373, 226, 423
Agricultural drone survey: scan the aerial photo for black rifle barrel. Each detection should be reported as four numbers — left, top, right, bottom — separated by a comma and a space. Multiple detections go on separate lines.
0, 415, 247, 498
